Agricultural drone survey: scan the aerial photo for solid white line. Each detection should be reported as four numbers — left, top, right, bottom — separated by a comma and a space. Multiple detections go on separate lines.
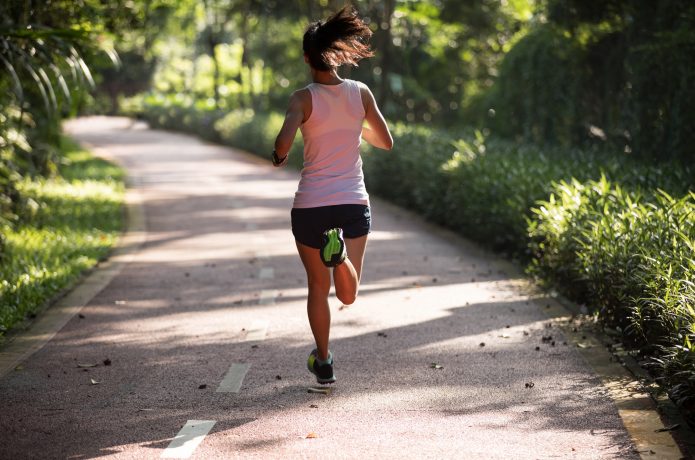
259, 267, 274, 279
161, 420, 216, 459
259, 289, 278, 305
216, 363, 250, 393
244, 320, 268, 342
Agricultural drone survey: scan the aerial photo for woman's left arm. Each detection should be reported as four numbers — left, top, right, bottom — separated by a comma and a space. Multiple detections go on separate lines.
273, 90, 307, 166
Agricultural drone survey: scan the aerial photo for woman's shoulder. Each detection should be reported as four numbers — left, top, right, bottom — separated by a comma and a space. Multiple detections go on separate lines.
290, 87, 312, 103
346, 79, 369, 90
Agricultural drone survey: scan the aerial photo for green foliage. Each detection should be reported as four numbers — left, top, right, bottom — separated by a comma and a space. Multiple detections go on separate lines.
528, 178, 694, 408
485, 26, 583, 144
215, 109, 306, 168
362, 124, 456, 222
0, 0, 122, 266
0, 138, 124, 339
485, 0, 695, 163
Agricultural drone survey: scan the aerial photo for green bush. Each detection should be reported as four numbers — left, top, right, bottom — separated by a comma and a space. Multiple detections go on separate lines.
529, 178, 695, 409
484, 2, 695, 163
362, 123, 456, 223
214, 109, 305, 169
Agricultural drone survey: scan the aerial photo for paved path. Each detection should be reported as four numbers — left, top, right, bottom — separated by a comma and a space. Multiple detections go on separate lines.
0, 117, 671, 459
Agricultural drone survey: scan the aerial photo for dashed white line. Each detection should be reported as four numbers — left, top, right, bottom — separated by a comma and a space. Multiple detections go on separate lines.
243, 320, 268, 342
259, 289, 278, 305
216, 363, 250, 393
259, 267, 274, 279
161, 420, 216, 459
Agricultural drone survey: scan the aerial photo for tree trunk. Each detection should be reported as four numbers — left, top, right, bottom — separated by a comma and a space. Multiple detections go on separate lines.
377, 0, 395, 110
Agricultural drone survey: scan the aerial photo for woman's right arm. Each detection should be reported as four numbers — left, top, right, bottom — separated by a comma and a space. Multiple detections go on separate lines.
360, 85, 393, 150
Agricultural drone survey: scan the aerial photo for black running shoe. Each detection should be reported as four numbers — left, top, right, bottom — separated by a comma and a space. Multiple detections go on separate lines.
320, 228, 346, 268
307, 349, 336, 384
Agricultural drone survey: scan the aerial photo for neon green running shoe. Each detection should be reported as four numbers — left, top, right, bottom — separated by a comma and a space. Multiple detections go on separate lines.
307, 349, 336, 384
321, 228, 346, 268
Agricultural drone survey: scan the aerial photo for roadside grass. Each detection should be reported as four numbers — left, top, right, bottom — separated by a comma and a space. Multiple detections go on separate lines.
0, 137, 125, 340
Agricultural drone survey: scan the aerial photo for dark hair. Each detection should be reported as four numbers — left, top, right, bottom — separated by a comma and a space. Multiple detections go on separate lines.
303, 5, 374, 71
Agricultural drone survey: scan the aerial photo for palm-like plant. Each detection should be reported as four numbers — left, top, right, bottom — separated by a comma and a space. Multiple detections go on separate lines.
0, 1, 115, 257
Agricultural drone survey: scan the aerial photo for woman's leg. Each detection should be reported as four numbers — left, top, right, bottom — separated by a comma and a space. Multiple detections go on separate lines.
333, 235, 368, 305
296, 241, 332, 360
296, 234, 368, 360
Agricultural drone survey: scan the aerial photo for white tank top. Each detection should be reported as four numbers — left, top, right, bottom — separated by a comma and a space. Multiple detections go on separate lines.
293, 79, 369, 209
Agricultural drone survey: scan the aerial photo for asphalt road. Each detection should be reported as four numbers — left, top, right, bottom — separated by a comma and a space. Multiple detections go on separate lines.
0, 117, 648, 459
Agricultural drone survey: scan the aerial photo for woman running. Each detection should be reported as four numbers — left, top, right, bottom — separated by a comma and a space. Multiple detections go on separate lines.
272, 5, 393, 384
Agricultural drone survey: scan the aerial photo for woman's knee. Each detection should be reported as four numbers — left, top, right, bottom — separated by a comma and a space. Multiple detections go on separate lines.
307, 277, 330, 296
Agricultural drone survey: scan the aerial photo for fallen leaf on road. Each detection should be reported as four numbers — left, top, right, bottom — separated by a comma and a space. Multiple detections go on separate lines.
198, 384, 207, 389
310, 404, 318, 409
275, 375, 282, 380
654, 424, 680, 433
499, 334, 510, 339
77, 363, 98, 368
103, 359, 112, 366
78, 314, 85, 319
430, 363, 444, 369
576, 343, 591, 349
308, 387, 331, 395
525, 382, 535, 388
14, 365, 24, 371
90, 378, 100, 385
305, 432, 318, 439
479, 342, 485, 347
377, 332, 388, 338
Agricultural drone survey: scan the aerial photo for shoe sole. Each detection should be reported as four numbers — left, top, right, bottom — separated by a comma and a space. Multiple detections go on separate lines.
321, 229, 345, 267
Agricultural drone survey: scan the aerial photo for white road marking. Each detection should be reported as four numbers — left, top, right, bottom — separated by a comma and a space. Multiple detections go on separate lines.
259, 267, 274, 279
243, 320, 268, 341
259, 289, 278, 305
161, 420, 216, 459
216, 363, 250, 393
251, 237, 269, 260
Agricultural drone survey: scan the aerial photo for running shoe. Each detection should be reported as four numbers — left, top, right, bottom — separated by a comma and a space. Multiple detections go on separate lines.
307, 349, 336, 384
321, 228, 346, 268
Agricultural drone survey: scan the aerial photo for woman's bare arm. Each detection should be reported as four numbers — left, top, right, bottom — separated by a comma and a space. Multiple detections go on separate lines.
274, 89, 309, 163
360, 85, 393, 150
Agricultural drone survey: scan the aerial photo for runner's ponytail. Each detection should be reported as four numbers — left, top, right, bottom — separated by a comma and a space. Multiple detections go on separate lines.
303, 5, 374, 71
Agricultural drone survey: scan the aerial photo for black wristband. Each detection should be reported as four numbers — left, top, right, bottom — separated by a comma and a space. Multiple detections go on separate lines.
272, 149, 288, 166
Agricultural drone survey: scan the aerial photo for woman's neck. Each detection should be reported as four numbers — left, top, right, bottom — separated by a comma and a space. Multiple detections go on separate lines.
311, 68, 343, 85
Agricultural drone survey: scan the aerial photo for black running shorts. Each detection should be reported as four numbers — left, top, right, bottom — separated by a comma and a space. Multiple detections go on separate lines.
291, 204, 371, 249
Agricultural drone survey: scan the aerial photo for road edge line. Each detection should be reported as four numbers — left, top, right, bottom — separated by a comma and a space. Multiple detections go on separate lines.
0, 138, 146, 378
